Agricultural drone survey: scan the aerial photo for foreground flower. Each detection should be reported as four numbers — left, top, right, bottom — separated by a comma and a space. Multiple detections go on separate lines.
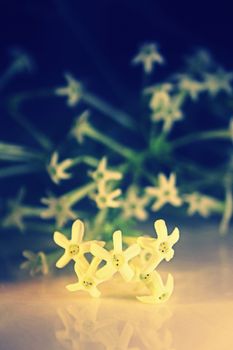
54, 219, 93, 268
202, 69, 233, 96
146, 173, 182, 211
137, 271, 174, 304
41, 194, 76, 227
55, 73, 83, 106
91, 230, 140, 281
66, 257, 105, 297
132, 43, 164, 74
138, 219, 179, 269
184, 192, 221, 217
47, 152, 73, 185
89, 157, 122, 185
20, 250, 48, 276
93, 182, 122, 209
122, 185, 149, 221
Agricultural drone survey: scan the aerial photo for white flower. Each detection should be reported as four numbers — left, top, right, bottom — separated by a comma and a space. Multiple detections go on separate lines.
47, 152, 73, 185
41, 194, 76, 227
203, 69, 233, 96
55, 73, 83, 106
176, 74, 204, 100
132, 43, 164, 74
149, 84, 173, 110
93, 182, 122, 209
146, 173, 182, 211
89, 157, 122, 185
184, 192, 221, 217
70, 110, 91, 143
122, 185, 149, 221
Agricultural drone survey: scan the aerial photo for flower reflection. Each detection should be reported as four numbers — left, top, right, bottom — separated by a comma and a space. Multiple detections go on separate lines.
55, 299, 174, 350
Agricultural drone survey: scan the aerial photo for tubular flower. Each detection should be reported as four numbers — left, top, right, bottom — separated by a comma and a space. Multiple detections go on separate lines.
91, 230, 141, 282
53, 219, 99, 268
122, 185, 149, 221
184, 192, 221, 217
93, 182, 122, 209
66, 257, 105, 297
70, 110, 91, 143
149, 84, 173, 111
137, 271, 174, 304
55, 73, 83, 106
138, 219, 179, 268
47, 152, 72, 185
132, 43, 164, 74
89, 157, 122, 185
146, 173, 182, 211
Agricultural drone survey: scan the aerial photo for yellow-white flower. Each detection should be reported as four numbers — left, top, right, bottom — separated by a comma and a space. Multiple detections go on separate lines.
132, 43, 164, 74
146, 173, 182, 211
66, 257, 105, 297
137, 271, 174, 304
122, 185, 149, 221
176, 74, 204, 100
55, 73, 83, 106
138, 219, 179, 269
93, 182, 122, 209
47, 152, 72, 185
2, 189, 26, 231
89, 157, 122, 185
91, 230, 140, 282
203, 69, 233, 96
70, 110, 91, 143
149, 83, 172, 111
20, 250, 49, 276
184, 192, 221, 217
41, 194, 76, 227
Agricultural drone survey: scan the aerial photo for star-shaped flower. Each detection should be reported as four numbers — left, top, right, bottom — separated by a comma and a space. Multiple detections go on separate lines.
176, 74, 204, 100
146, 173, 182, 211
203, 69, 233, 96
20, 250, 49, 276
89, 157, 122, 185
66, 256, 106, 297
149, 83, 173, 111
137, 271, 174, 304
184, 192, 221, 217
47, 152, 73, 185
91, 230, 141, 281
138, 219, 179, 269
55, 73, 83, 106
132, 43, 164, 74
70, 110, 91, 144
122, 185, 149, 221
54, 219, 94, 268
2, 188, 26, 231
93, 182, 122, 209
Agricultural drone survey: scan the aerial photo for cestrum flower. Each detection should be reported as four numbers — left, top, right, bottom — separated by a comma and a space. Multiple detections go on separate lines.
93, 182, 122, 209
146, 173, 182, 211
137, 271, 174, 304
54, 219, 98, 268
47, 152, 73, 185
132, 43, 164, 74
91, 230, 141, 281
122, 185, 149, 221
89, 157, 122, 185
184, 192, 221, 217
20, 250, 48, 276
149, 83, 172, 111
138, 219, 179, 270
70, 110, 91, 144
66, 257, 105, 297
202, 69, 233, 96
55, 73, 83, 106
176, 74, 204, 100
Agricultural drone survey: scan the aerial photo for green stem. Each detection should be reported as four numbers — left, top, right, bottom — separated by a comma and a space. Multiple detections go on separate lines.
62, 182, 96, 206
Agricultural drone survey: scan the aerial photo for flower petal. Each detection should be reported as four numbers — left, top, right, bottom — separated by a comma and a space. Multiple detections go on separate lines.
113, 230, 122, 252
96, 263, 115, 280
56, 252, 70, 268
54, 231, 69, 248
91, 244, 110, 261
71, 219, 84, 244
168, 227, 179, 246
120, 264, 134, 281
66, 282, 81, 292
136, 295, 156, 304
124, 244, 140, 261
154, 219, 168, 241
89, 286, 101, 298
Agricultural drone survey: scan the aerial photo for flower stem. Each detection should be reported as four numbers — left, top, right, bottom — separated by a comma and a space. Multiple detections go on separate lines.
62, 182, 96, 206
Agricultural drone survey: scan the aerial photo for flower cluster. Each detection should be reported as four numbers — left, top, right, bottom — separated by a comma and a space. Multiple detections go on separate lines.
54, 218, 180, 304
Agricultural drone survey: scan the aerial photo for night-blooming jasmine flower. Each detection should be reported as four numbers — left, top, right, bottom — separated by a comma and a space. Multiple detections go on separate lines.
70, 110, 91, 143
20, 250, 49, 276
93, 182, 122, 209
47, 152, 73, 185
137, 271, 174, 304
149, 84, 173, 111
91, 230, 141, 281
89, 157, 122, 185
55, 73, 83, 106
146, 173, 182, 211
132, 43, 164, 74
203, 69, 233, 96
66, 257, 105, 297
122, 185, 149, 221
176, 74, 204, 100
151, 98, 183, 133
41, 194, 76, 227
184, 192, 221, 217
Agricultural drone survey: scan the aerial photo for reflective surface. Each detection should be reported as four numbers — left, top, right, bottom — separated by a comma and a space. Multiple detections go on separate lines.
1, 224, 233, 350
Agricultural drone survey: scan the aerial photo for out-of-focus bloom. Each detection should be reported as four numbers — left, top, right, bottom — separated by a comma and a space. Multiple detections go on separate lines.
70, 110, 91, 143
66, 257, 104, 297
176, 74, 204, 100
47, 152, 73, 185
138, 219, 179, 271
2, 188, 26, 231
53, 219, 92, 268
146, 173, 182, 211
132, 43, 164, 74
122, 185, 149, 221
89, 157, 122, 185
55, 73, 83, 106
149, 83, 172, 110
9, 48, 35, 74
185, 49, 214, 75
184, 192, 221, 217
20, 250, 48, 276
137, 271, 174, 304
93, 182, 122, 209
203, 69, 233, 96
41, 194, 76, 227
91, 230, 140, 281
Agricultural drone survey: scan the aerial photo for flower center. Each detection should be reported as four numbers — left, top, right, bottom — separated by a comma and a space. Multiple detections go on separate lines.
82, 277, 94, 289
140, 273, 151, 282
112, 254, 124, 269
158, 241, 169, 254
158, 292, 167, 301
69, 244, 79, 256
95, 171, 104, 181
